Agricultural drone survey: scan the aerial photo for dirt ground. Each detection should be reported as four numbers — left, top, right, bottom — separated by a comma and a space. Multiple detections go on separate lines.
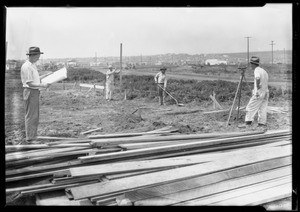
4, 70, 293, 208
5, 72, 292, 145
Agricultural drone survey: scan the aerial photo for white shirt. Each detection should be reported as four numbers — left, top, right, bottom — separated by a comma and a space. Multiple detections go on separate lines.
20, 60, 41, 90
154, 72, 167, 87
254, 66, 269, 94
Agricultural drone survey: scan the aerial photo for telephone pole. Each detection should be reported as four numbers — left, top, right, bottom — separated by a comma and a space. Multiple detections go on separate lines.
245, 37, 251, 66
270, 41, 275, 65
120, 43, 123, 88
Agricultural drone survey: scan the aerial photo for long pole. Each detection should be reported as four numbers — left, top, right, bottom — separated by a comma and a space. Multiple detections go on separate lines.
245, 37, 251, 66
270, 41, 275, 65
120, 43, 122, 88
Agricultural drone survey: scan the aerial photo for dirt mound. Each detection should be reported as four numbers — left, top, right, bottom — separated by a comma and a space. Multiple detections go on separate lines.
109, 113, 143, 131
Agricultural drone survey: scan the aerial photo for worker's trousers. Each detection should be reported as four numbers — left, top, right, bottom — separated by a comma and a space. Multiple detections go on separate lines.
106, 83, 114, 100
23, 88, 40, 141
245, 92, 269, 125
157, 84, 165, 105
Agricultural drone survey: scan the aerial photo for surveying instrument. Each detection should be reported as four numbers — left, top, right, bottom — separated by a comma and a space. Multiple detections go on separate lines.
226, 64, 249, 127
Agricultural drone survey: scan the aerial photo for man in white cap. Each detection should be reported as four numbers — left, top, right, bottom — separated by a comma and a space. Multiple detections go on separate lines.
240, 56, 269, 128
20, 47, 52, 144
105, 64, 120, 101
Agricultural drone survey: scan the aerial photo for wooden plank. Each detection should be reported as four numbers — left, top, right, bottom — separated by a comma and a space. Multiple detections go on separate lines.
79, 83, 104, 90
134, 171, 291, 206
69, 156, 209, 177
71, 141, 290, 177
90, 130, 267, 147
37, 136, 78, 140
6, 147, 88, 162
124, 157, 291, 203
128, 138, 291, 162
81, 127, 103, 135
20, 181, 100, 196
5, 144, 51, 152
69, 145, 291, 200
5, 169, 70, 183
81, 131, 290, 163
36, 190, 93, 205
119, 135, 291, 150
210, 181, 291, 206
6, 160, 82, 176
88, 156, 291, 203
178, 176, 291, 206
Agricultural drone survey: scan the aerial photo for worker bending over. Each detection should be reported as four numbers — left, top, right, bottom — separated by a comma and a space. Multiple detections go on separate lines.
154, 67, 167, 106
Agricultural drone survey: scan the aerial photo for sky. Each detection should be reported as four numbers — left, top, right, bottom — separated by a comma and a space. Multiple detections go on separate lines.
5, 4, 293, 60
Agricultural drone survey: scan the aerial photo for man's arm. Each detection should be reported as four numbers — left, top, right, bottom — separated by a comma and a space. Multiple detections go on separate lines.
40, 72, 52, 80
27, 81, 50, 88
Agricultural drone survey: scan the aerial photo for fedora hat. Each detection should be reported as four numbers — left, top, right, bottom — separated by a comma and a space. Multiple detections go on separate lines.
26, 47, 44, 55
250, 56, 260, 65
160, 66, 167, 71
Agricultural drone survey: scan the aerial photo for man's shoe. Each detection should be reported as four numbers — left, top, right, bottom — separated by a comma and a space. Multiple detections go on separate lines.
27, 140, 41, 145
238, 121, 252, 128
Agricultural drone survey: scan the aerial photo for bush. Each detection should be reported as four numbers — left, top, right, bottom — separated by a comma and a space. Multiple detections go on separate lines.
65, 67, 106, 82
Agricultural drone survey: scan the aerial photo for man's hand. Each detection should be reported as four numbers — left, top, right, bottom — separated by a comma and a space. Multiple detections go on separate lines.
42, 83, 50, 88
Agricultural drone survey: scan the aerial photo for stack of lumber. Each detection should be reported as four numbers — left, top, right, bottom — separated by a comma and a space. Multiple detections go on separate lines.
5, 128, 292, 207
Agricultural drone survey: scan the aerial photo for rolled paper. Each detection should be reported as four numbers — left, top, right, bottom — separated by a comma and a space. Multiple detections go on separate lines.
41, 67, 68, 84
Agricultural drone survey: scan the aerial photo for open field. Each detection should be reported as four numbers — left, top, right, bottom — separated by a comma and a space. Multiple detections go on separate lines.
5, 67, 292, 145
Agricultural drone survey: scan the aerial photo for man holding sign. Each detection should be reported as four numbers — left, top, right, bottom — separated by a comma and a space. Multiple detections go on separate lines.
20, 47, 51, 144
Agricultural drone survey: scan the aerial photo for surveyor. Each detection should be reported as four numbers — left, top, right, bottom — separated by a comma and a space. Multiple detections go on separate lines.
240, 56, 269, 128
105, 64, 120, 101
20, 47, 52, 144
154, 66, 167, 105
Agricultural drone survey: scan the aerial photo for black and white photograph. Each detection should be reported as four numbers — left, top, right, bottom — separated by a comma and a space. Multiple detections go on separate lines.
5, 4, 295, 208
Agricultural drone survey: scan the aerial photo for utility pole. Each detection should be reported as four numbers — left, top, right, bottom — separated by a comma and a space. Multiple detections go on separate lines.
120, 43, 122, 88
270, 41, 275, 65
245, 37, 251, 66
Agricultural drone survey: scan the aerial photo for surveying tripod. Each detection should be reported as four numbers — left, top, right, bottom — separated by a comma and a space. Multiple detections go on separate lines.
226, 65, 250, 127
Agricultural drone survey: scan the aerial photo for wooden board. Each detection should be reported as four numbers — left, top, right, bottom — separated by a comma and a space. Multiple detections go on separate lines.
119, 135, 291, 150
69, 145, 291, 200
124, 157, 291, 203
6, 147, 88, 162
80, 131, 291, 163
72, 141, 290, 178
210, 182, 291, 206
133, 169, 291, 206
36, 190, 93, 205
178, 176, 291, 206
90, 130, 268, 147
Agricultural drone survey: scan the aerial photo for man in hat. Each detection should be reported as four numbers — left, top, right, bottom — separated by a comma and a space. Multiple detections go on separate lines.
105, 64, 120, 101
20, 47, 51, 144
154, 67, 167, 106
240, 56, 269, 128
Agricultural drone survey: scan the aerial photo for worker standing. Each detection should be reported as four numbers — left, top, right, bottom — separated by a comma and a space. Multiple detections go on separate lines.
105, 64, 120, 101
154, 67, 167, 106
20, 47, 52, 144
240, 56, 269, 128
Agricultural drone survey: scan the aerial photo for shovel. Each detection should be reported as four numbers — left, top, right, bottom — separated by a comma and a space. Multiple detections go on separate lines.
157, 84, 184, 107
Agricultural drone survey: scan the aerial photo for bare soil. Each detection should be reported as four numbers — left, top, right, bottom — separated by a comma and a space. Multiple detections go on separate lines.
5, 71, 292, 145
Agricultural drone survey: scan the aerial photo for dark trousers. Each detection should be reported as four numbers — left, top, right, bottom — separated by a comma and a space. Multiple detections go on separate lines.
157, 84, 165, 105
23, 88, 40, 141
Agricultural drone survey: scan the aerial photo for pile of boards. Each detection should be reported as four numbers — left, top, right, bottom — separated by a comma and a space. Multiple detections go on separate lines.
6, 127, 292, 207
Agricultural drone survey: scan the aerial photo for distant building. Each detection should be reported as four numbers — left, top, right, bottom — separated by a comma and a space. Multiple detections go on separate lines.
67, 59, 77, 67
6, 60, 23, 71
205, 59, 228, 65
